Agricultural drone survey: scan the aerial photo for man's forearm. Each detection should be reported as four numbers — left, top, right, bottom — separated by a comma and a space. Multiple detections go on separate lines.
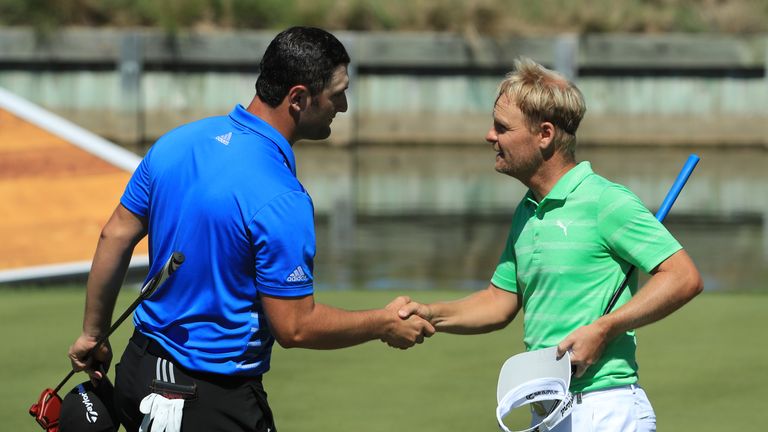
596, 250, 703, 339
423, 284, 520, 334
263, 295, 434, 350
82, 236, 136, 337
279, 303, 394, 349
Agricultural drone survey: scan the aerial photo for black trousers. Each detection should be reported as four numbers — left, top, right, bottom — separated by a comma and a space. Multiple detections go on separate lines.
114, 330, 276, 432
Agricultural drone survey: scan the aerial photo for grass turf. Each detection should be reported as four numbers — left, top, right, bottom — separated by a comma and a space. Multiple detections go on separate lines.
2, 287, 763, 431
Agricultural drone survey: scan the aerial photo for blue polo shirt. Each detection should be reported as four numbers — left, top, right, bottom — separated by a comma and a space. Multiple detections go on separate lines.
121, 105, 315, 376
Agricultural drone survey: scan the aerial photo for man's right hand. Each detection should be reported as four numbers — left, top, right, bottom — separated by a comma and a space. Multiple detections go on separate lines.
397, 300, 434, 323
69, 334, 112, 382
394, 284, 520, 336
381, 296, 435, 349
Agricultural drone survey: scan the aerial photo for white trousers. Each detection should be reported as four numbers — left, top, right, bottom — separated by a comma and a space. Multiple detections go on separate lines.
531, 384, 656, 432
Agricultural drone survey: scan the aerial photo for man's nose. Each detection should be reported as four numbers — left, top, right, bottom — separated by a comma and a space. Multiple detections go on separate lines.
338, 93, 348, 113
485, 128, 497, 144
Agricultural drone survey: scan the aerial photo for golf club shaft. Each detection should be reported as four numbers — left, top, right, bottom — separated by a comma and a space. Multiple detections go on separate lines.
602, 154, 699, 316
54, 252, 184, 393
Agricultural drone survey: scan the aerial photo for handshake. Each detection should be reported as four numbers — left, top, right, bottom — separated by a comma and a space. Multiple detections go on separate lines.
380, 296, 434, 350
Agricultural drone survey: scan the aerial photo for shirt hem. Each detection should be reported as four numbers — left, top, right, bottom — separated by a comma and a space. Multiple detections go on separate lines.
572, 376, 639, 394
258, 284, 314, 298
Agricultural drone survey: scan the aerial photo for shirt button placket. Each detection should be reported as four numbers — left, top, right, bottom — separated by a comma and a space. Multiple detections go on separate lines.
532, 210, 542, 261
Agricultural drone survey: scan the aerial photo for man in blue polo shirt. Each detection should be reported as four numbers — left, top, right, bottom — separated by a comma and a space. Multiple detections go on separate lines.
68, 27, 434, 432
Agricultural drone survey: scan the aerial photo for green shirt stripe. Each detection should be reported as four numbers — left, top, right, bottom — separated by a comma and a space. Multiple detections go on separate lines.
491, 161, 682, 393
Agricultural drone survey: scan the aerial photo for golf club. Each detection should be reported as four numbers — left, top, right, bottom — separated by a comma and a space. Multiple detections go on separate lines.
602, 154, 700, 315
29, 251, 185, 431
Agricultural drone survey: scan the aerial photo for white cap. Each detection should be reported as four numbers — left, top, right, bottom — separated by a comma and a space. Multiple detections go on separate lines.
496, 347, 574, 432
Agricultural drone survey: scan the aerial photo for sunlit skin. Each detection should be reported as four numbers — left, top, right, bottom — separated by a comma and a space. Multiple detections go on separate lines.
296, 64, 349, 141
485, 94, 573, 202
246, 64, 349, 145
485, 94, 543, 182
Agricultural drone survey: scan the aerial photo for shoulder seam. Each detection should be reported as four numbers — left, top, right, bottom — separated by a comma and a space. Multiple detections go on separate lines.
248, 189, 312, 227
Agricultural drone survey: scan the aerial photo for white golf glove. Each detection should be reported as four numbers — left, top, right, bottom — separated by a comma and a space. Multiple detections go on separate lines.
138, 393, 184, 432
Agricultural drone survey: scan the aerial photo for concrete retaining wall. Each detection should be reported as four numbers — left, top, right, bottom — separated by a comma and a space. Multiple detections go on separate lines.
1, 28, 767, 148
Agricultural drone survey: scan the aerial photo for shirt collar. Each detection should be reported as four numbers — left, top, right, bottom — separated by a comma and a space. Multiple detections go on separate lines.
524, 161, 594, 210
228, 104, 296, 176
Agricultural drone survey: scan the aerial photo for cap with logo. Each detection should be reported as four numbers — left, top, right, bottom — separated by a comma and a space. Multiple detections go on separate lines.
59, 380, 119, 432
496, 346, 574, 432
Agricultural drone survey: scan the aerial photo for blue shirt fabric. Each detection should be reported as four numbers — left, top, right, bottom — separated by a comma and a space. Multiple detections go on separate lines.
121, 105, 316, 376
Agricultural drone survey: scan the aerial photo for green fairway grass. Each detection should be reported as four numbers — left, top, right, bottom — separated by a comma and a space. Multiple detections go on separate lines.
2, 287, 764, 431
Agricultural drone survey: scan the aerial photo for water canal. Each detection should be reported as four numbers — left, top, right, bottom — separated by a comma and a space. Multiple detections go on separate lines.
303, 146, 767, 293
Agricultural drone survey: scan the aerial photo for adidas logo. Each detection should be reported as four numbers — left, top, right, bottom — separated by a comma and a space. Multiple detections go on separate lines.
215, 132, 232, 145
286, 266, 309, 283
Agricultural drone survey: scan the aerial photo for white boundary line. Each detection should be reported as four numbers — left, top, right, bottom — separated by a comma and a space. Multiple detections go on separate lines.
0, 86, 141, 171
0, 255, 149, 284
0, 86, 145, 283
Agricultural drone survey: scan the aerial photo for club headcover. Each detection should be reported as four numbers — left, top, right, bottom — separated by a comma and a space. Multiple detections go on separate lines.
59, 379, 119, 432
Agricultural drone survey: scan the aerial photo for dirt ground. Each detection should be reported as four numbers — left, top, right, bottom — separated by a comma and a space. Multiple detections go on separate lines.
0, 109, 147, 270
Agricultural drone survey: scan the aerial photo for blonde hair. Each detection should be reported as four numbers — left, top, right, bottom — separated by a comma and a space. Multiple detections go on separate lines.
497, 57, 586, 158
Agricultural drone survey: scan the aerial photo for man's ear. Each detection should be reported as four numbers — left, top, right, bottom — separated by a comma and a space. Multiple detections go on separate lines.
538, 121, 556, 150
287, 85, 309, 113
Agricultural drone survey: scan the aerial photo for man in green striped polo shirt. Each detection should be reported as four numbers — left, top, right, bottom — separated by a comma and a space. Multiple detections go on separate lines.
399, 58, 703, 431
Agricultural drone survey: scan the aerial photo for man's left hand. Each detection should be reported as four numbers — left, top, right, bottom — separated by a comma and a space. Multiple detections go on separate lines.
556, 322, 609, 378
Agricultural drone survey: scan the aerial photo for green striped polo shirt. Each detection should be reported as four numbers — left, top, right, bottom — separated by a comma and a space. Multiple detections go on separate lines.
491, 161, 682, 393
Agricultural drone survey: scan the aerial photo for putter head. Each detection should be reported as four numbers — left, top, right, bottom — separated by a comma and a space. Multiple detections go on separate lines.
29, 388, 62, 431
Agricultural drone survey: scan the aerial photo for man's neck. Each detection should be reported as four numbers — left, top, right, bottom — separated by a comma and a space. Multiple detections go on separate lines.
526, 159, 577, 202
245, 96, 297, 145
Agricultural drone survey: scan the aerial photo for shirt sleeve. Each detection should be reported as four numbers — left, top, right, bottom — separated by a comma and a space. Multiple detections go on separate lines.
491, 231, 519, 293
597, 184, 682, 273
249, 190, 316, 297
120, 147, 153, 218
492, 202, 528, 293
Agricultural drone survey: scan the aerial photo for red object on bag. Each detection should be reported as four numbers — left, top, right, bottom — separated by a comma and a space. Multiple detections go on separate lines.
29, 388, 62, 431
